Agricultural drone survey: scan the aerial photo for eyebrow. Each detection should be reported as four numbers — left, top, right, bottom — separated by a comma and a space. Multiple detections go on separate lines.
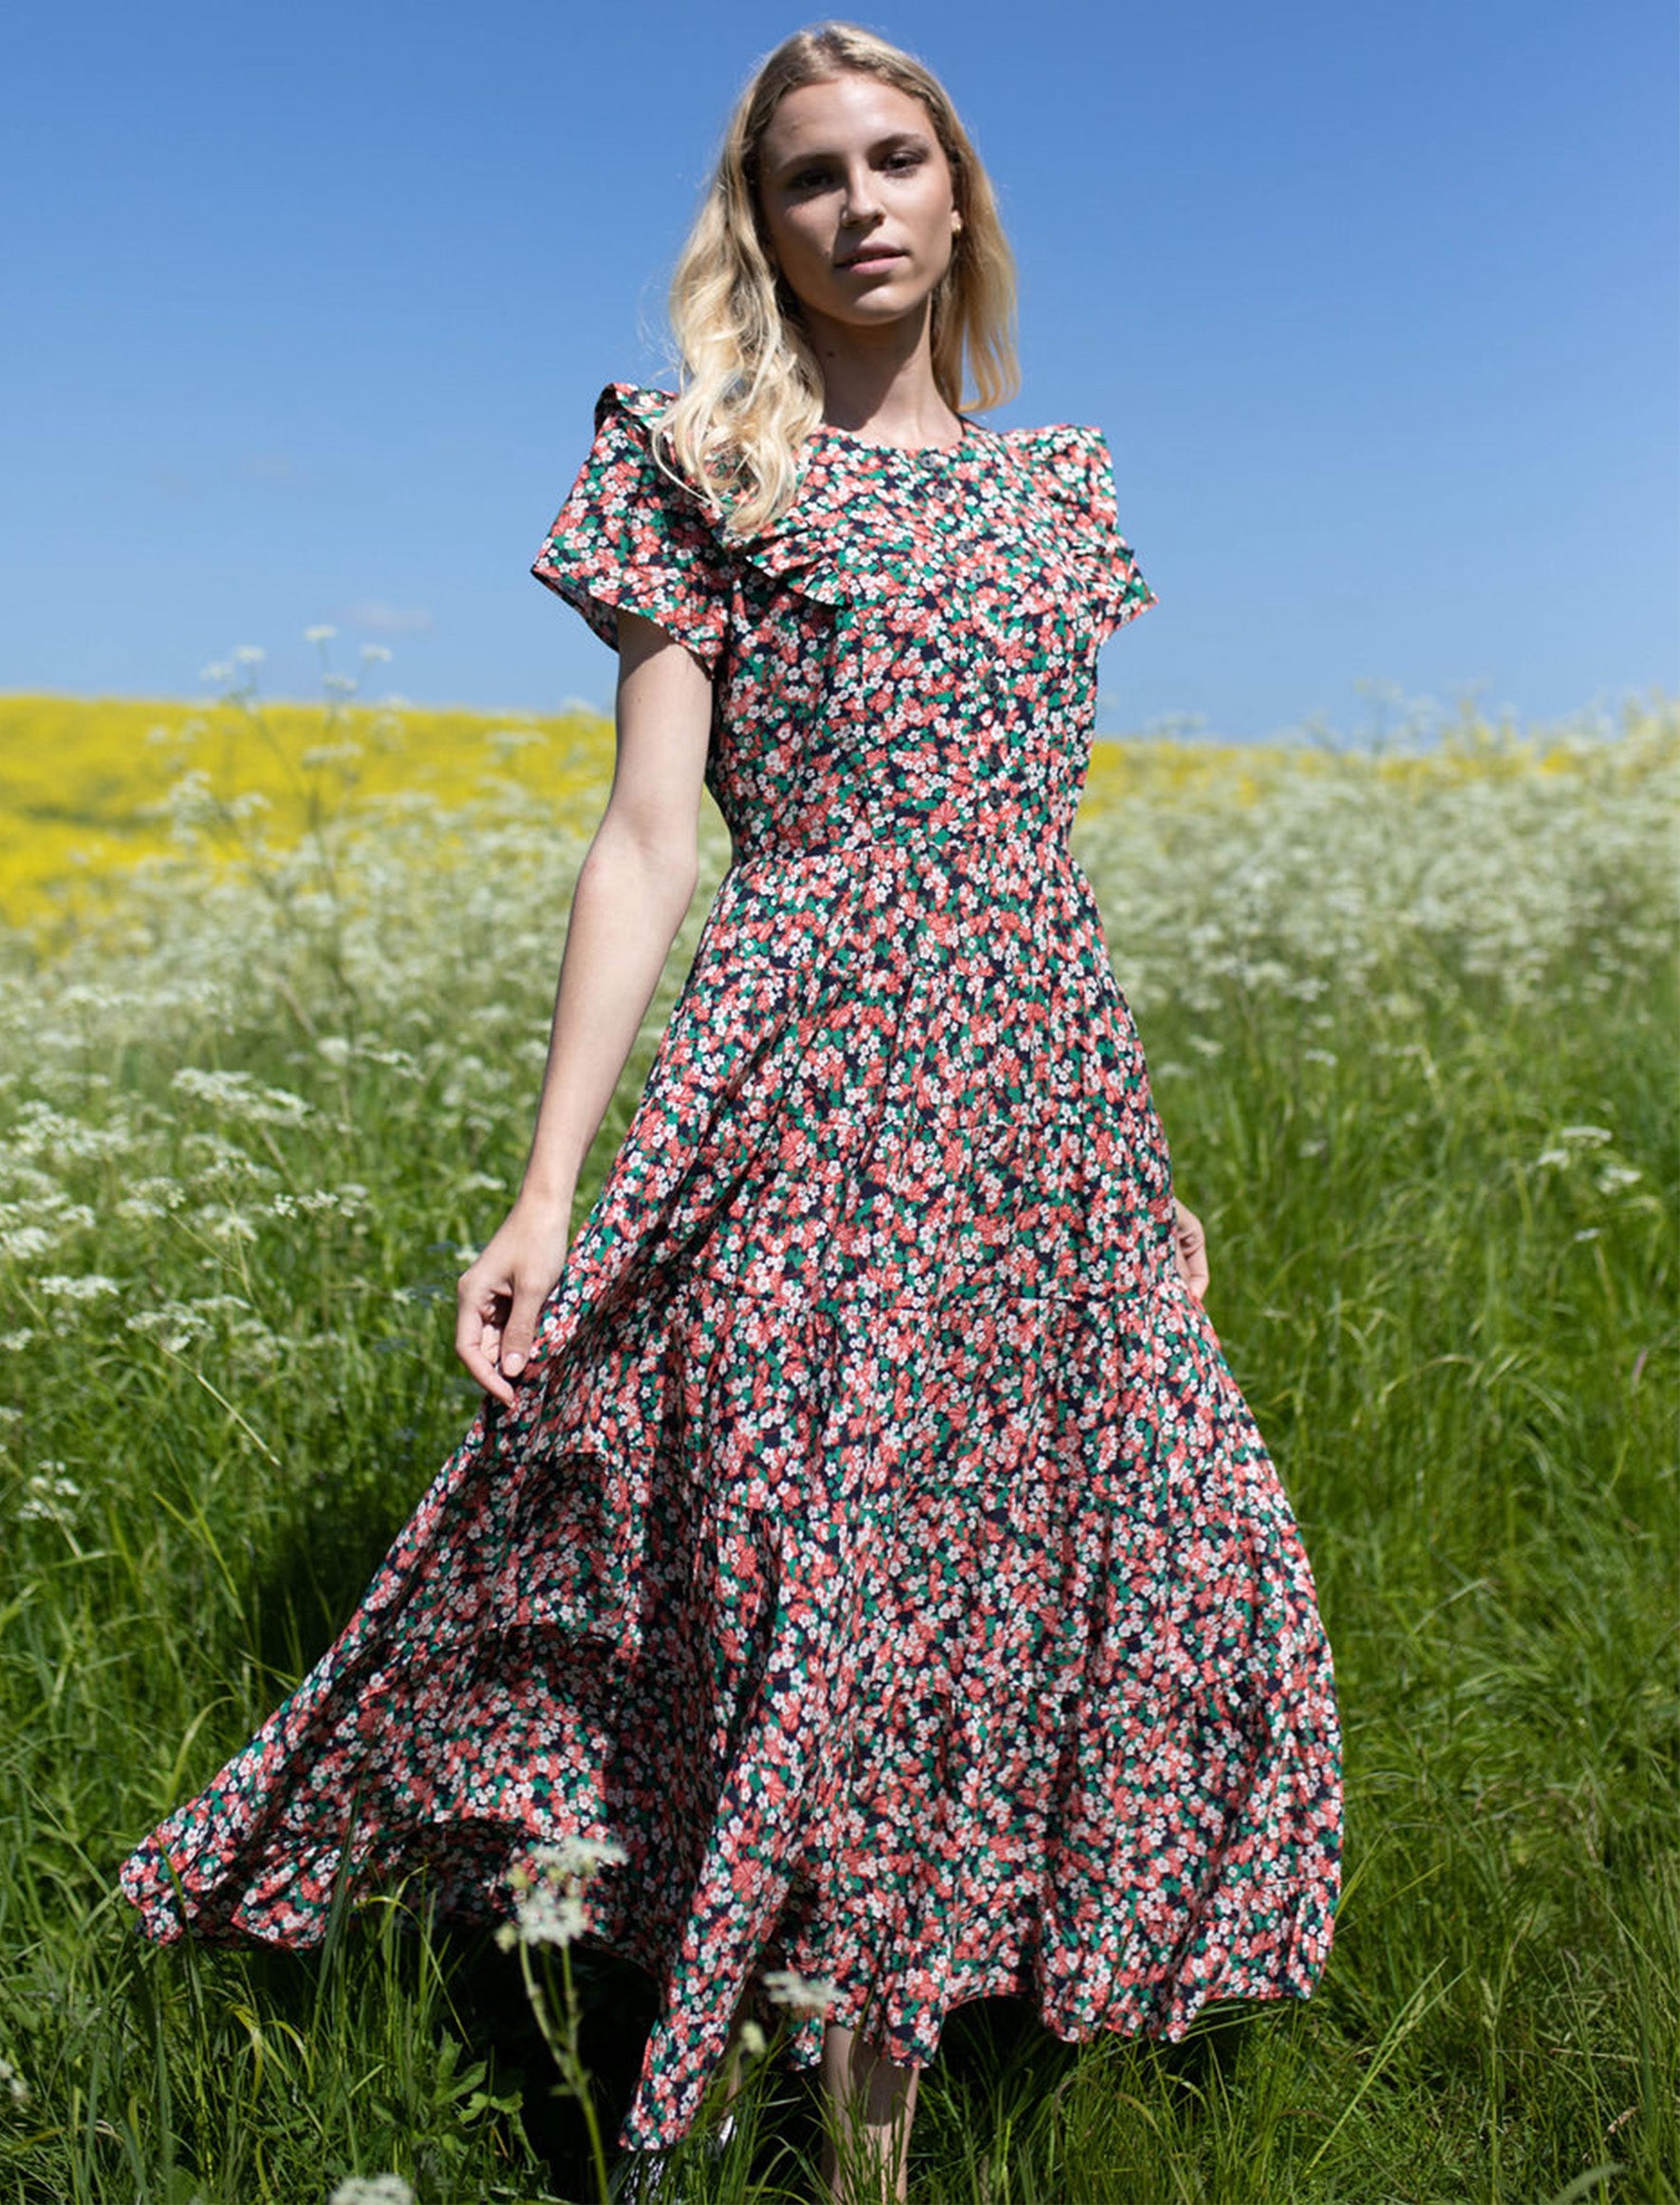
773, 130, 931, 176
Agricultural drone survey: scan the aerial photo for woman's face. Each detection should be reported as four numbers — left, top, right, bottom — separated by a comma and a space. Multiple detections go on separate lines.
754, 71, 961, 329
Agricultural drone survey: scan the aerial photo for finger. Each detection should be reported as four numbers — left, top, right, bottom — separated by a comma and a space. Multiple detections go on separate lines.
500, 1283, 552, 1378
454, 1287, 506, 1367
456, 1291, 516, 1407
457, 1333, 517, 1408
456, 1307, 514, 1403
457, 1262, 513, 1317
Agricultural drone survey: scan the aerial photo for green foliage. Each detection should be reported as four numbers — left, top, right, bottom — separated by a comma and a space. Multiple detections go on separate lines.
0, 702, 1674, 2200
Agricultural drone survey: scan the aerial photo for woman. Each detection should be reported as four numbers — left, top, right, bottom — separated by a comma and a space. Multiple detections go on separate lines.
121, 21, 1342, 2203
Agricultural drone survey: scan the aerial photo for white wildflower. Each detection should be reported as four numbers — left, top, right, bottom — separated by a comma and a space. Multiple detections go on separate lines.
1596, 1163, 1642, 1192
196, 1205, 259, 1243
1301, 1047, 1338, 1066
0, 2053, 28, 2106
8, 1101, 136, 1162
0, 1331, 33, 1353
171, 1068, 310, 1125
327, 2177, 415, 2205
495, 1882, 591, 1950
181, 1136, 277, 1190
737, 2018, 768, 2058
18, 1471, 81, 1523
271, 1186, 366, 1220
761, 1967, 839, 2013
531, 1833, 628, 1878
117, 1177, 188, 1222
126, 1306, 212, 1353
34, 1274, 121, 1302
305, 624, 338, 644
231, 645, 265, 665
1557, 1124, 1614, 1146
494, 1831, 627, 1951
362, 1045, 421, 1077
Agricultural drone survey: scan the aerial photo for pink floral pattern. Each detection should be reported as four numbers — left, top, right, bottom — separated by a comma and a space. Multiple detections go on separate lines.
119, 382, 1342, 2153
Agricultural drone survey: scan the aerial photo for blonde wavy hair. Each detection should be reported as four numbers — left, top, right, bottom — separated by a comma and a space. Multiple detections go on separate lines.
644, 20, 1020, 538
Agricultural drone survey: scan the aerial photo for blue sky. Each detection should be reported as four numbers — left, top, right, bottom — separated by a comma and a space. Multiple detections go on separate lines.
4, 0, 1674, 741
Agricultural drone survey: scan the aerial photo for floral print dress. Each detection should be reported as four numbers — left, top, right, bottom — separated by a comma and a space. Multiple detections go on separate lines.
119, 381, 1343, 2154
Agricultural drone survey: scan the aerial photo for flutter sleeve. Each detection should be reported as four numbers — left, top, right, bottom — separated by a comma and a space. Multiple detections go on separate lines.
1037, 423, 1159, 645
531, 382, 733, 676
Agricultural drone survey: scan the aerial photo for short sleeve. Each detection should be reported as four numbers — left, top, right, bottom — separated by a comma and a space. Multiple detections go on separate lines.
531, 383, 733, 676
1038, 424, 1159, 645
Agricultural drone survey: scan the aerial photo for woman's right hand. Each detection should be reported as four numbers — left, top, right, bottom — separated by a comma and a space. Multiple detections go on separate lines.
455, 1189, 576, 1409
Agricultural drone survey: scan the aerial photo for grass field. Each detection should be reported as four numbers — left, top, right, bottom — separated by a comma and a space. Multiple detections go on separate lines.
0, 685, 1674, 2203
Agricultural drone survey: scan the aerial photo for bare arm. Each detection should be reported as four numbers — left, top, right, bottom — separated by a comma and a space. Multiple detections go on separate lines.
455, 609, 716, 1405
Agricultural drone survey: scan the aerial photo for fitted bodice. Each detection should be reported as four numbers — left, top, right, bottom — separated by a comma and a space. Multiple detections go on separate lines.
532, 383, 1158, 869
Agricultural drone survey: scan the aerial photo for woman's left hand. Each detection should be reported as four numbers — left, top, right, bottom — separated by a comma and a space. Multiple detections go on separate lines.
1171, 1195, 1209, 1301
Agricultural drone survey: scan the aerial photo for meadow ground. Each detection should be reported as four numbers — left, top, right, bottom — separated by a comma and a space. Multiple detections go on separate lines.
0, 685, 1674, 2203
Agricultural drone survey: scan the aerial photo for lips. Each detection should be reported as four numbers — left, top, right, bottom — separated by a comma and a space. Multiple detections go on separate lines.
839, 246, 905, 270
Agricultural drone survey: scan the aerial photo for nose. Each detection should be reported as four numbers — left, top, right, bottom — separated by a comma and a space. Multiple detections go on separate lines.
841, 163, 883, 224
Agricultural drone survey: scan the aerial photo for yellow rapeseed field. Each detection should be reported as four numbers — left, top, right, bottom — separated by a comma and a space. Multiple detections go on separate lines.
0, 693, 619, 933
2, 687, 1671, 937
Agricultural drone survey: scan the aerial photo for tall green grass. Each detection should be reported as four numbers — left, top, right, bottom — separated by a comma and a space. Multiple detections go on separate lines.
0, 700, 1674, 2202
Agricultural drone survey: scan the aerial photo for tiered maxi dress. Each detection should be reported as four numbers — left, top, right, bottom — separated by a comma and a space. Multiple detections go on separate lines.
119, 382, 1343, 2154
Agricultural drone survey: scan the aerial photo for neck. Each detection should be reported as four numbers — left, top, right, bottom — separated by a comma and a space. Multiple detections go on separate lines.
798, 311, 956, 446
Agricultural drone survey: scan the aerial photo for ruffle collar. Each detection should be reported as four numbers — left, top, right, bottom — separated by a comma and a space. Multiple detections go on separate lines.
602, 383, 917, 608
601, 382, 1125, 614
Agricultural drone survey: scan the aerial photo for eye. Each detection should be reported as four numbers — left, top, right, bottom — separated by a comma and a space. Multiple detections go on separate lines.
786, 149, 926, 191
